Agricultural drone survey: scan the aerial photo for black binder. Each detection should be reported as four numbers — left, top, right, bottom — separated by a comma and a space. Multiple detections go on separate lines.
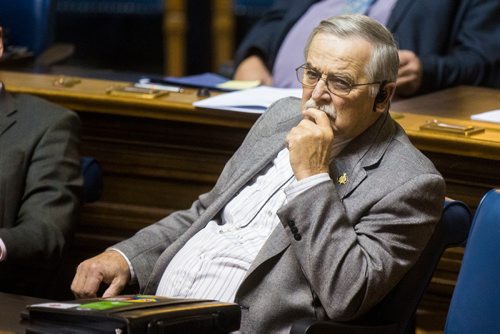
25, 295, 241, 333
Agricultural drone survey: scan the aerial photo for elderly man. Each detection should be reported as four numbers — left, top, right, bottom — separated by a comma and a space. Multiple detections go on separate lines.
72, 15, 444, 333
0, 27, 82, 297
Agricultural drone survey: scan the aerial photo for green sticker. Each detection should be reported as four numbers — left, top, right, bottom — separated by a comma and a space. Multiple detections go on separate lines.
79, 301, 131, 310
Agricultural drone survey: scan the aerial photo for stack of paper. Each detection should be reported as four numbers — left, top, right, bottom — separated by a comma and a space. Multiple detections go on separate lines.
193, 86, 302, 114
470, 109, 500, 124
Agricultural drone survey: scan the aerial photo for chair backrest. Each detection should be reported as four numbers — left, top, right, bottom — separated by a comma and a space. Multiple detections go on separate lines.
80, 156, 103, 203
444, 189, 500, 334
291, 199, 472, 334
351, 199, 472, 333
0, 0, 57, 56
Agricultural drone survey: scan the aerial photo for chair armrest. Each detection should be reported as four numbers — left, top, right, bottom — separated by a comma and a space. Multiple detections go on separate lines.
290, 319, 398, 334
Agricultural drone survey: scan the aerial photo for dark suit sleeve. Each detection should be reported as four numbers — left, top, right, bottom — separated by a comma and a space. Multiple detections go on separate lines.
422, 0, 500, 92
234, 0, 313, 72
0, 110, 81, 262
393, 0, 500, 94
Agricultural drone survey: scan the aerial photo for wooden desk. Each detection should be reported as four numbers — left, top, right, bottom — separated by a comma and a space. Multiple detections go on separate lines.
392, 86, 500, 209
1, 71, 499, 328
0, 292, 47, 333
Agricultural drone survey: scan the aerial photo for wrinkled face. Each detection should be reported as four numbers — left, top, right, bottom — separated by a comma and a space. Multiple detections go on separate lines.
301, 33, 382, 141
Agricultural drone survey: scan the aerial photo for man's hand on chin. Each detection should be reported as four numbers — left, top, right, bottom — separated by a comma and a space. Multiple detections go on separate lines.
286, 108, 334, 180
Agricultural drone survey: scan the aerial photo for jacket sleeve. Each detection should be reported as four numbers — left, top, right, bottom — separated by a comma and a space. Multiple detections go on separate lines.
394, 0, 500, 94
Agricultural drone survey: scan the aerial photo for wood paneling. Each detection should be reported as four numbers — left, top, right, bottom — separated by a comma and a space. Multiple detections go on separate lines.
163, 0, 234, 75
164, 0, 186, 75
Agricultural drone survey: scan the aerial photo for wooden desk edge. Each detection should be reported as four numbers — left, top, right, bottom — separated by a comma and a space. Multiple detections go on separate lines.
0, 70, 259, 129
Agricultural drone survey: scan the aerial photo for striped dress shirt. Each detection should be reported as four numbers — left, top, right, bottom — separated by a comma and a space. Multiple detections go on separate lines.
156, 148, 331, 302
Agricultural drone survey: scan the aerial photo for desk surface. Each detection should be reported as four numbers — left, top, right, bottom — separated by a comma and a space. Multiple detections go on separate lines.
391, 86, 500, 160
0, 292, 47, 333
0, 70, 258, 129
392, 85, 500, 120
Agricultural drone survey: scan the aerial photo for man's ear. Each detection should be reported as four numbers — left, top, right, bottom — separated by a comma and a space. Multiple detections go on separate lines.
373, 82, 396, 113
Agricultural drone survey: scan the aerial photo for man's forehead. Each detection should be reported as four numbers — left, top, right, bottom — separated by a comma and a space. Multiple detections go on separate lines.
307, 34, 371, 73
309, 33, 372, 53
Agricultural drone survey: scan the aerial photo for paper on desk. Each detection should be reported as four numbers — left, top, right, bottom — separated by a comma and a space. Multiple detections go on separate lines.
217, 80, 260, 90
470, 109, 500, 124
193, 86, 302, 113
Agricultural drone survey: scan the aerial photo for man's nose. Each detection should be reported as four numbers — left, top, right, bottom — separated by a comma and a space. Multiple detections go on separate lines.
312, 76, 330, 100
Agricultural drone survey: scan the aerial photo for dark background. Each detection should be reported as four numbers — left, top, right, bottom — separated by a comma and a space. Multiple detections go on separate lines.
53, 0, 273, 77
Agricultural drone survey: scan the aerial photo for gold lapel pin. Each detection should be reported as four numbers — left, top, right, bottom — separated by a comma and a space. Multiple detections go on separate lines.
337, 172, 348, 185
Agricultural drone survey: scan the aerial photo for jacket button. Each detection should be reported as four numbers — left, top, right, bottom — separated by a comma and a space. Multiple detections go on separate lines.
288, 220, 296, 227
290, 226, 298, 234
294, 233, 302, 241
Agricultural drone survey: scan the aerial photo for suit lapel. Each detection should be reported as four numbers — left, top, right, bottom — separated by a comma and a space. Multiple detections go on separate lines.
331, 112, 396, 199
217, 112, 302, 196
0, 86, 17, 137
386, 0, 414, 31
214, 102, 303, 291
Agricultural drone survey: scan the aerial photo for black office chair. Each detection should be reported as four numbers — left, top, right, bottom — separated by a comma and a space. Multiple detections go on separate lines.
291, 199, 472, 334
444, 189, 500, 334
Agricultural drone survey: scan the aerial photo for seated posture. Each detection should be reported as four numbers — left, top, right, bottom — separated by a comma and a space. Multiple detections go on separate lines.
72, 15, 445, 333
0, 27, 82, 296
234, 0, 500, 96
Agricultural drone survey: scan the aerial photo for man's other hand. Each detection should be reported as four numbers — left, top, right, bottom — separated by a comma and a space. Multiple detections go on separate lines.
397, 50, 423, 96
71, 250, 131, 299
234, 55, 273, 86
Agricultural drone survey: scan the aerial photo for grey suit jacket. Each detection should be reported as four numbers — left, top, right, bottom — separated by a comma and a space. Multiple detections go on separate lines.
115, 97, 445, 333
0, 89, 81, 293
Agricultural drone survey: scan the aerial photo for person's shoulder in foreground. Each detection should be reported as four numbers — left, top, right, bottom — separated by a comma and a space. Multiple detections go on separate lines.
0, 89, 82, 296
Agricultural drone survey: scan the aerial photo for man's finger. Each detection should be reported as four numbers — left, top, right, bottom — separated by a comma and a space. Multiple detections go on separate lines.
102, 278, 125, 298
302, 107, 331, 128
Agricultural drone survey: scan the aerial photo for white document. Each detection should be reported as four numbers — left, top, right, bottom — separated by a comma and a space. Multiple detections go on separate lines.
193, 86, 302, 114
470, 109, 500, 124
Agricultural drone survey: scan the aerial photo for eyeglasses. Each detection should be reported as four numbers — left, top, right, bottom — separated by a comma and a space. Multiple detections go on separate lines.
295, 64, 382, 96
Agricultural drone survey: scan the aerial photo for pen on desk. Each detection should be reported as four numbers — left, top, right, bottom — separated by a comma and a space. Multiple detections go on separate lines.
135, 81, 184, 93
